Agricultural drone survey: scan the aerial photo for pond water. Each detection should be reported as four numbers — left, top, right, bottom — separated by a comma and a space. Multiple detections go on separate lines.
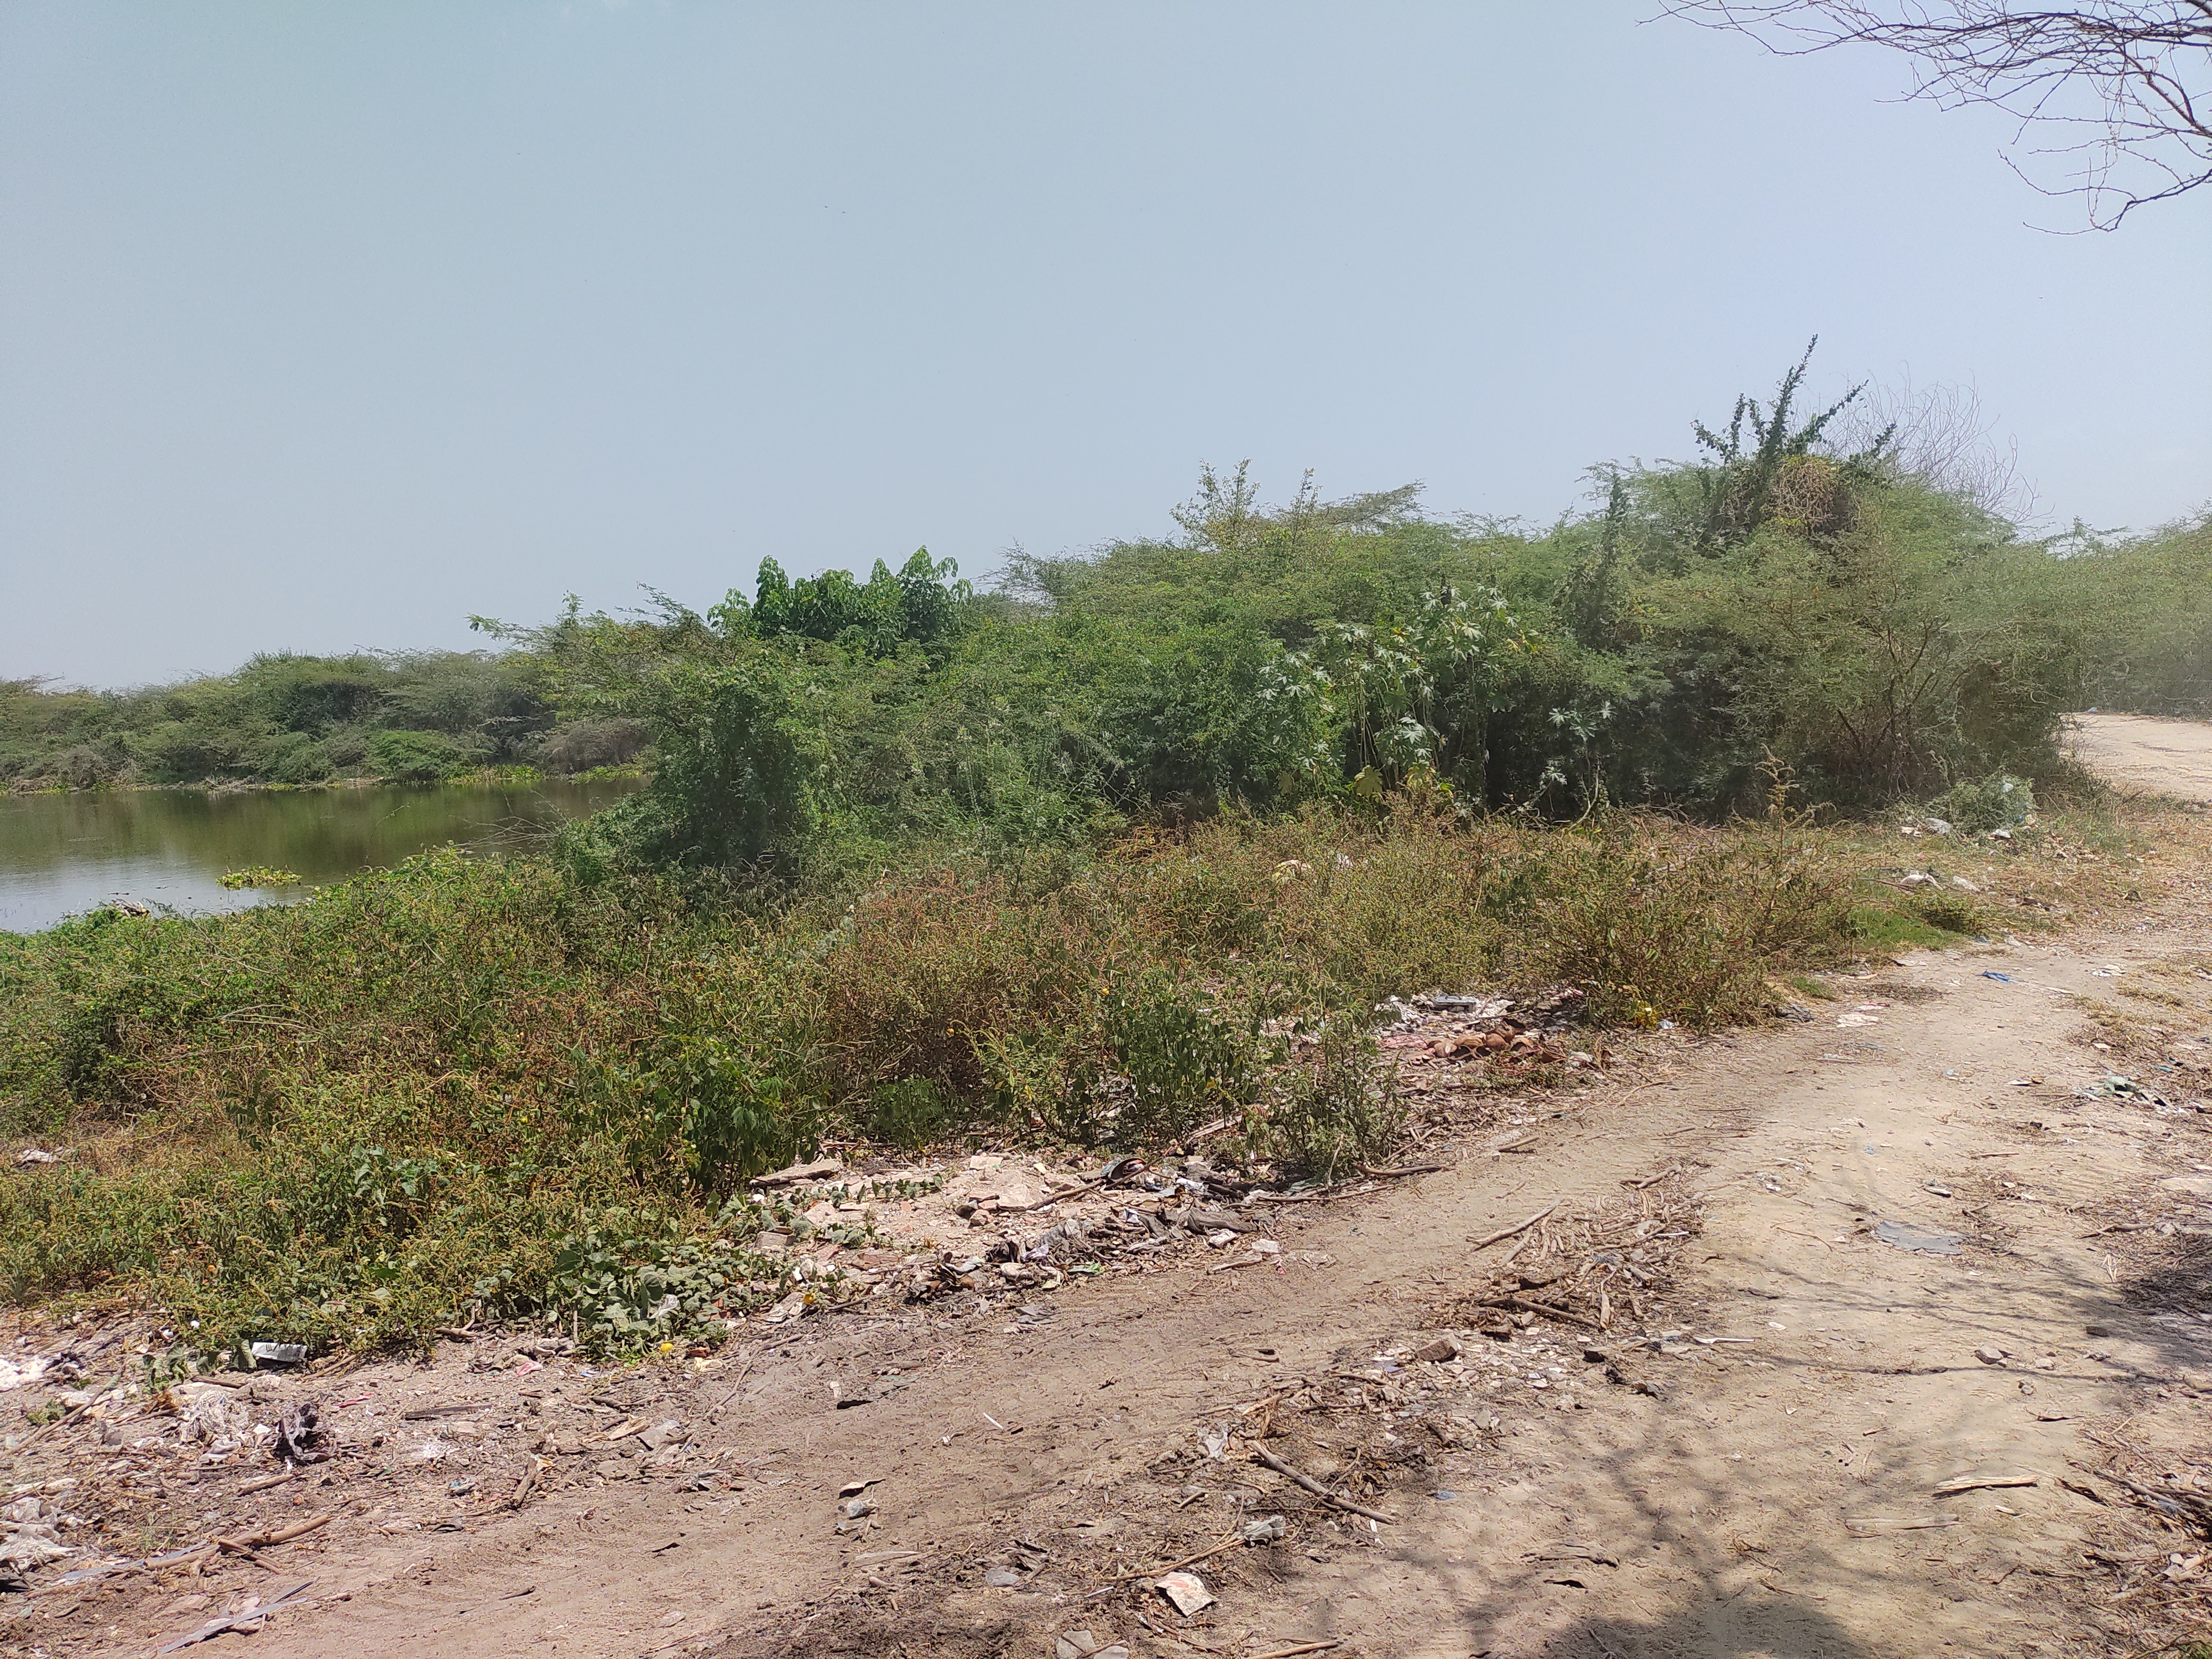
0, 779, 642, 934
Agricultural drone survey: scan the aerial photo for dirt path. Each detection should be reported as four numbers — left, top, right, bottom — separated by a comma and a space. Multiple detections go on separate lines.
2068, 712, 2212, 804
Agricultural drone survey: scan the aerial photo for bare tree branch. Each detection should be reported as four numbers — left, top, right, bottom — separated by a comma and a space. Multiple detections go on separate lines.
1661, 2, 2212, 226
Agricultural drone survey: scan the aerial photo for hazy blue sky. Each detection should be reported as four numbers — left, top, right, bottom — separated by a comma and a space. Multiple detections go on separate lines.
3, 2, 2206, 688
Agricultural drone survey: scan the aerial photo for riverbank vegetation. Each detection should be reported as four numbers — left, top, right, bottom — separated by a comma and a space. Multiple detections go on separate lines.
1, 349, 2204, 1358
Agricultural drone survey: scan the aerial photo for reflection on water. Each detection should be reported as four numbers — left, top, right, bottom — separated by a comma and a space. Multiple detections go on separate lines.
0, 779, 641, 933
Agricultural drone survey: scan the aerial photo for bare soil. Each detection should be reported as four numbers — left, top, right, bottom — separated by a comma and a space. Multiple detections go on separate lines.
2069, 713, 2212, 805
8, 727, 2212, 1659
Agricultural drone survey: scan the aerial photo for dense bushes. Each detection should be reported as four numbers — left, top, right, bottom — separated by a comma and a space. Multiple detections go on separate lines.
2, 650, 554, 789
11, 356, 2205, 813
2068, 512, 2212, 717
488, 361, 2206, 867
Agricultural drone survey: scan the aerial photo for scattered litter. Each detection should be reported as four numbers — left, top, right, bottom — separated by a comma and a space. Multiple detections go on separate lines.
2083, 1076, 2172, 1109
1924, 1182, 1953, 1198
157, 1579, 314, 1652
1156, 1571, 1215, 1616
0, 1358, 49, 1392
1874, 1219, 1962, 1255
1238, 1514, 1287, 1543
274, 1401, 328, 1464
984, 1565, 1026, 1588
13, 1149, 58, 1166
1982, 972, 2015, 984
838, 1477, 883, 1499
247, 1342, 307, 1367
1057, 1630, 1131, 1659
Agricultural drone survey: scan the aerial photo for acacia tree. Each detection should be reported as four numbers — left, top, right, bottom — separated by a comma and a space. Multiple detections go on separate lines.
1665, 3, 2212, 226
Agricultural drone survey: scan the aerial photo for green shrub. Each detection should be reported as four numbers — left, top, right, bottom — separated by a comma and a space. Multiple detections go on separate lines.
1103, 969, 1264, 1147
1266, 1016, 1401, 1181
1905, 888, 1984, 937
368, 728, 466, 782
868, 1076, 951, 1149
1934, 773, 2033, 833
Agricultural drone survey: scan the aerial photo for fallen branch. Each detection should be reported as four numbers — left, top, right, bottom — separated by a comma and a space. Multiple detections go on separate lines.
1250, 1644, 1342, 1659
1207, 1254, 1269, 1274
1107, 1532, 1245, 1583
212, 1539, 281, 1573
1484, 1295, 1604, 1331
1469, 1203, 1557, 1252
1249, 1183, 1378, 1206
232, 1514, 331, 1550
1250, 1445, 1392, 1524
1934, 1475, 2038, 1497
1360, 1162, 1448, 1179
236, 1466, 295, 1496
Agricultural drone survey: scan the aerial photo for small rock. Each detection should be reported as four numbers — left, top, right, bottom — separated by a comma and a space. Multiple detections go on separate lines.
2085, 1323, 2112, 1338
984, 1565, 1026, 1588
658, 1610, 686, 1627
1975, 1345, 2008, 1365
1410, 1337, 1462, 1364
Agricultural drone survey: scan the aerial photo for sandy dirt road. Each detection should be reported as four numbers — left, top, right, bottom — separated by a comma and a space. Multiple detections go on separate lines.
11, 728, 2212, 1659
2068, 713, 2212, 804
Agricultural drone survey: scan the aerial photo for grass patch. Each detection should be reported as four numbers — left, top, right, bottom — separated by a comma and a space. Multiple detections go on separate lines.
0, 807, 1872, 1359
1848, 904, 1965, 952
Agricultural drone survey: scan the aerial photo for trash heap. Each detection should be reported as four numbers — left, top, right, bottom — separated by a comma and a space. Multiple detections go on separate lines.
1376, 988, 1593, 1093
754, 1151, 1309, 1321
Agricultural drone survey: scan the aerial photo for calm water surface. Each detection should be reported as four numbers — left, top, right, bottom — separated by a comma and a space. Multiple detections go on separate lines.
0, 779, 641, 933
